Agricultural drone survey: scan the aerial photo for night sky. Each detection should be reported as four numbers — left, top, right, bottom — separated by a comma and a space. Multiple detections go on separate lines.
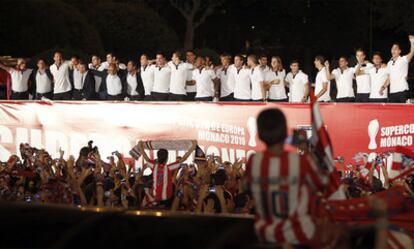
1, 0, 413, 75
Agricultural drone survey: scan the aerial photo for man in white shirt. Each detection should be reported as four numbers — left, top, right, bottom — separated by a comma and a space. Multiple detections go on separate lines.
216, 53, 235, 101
49, 51, 72, 100
123, 61, 145, 101
140, 54, 155, 101
368, 52, 389, 103
30, 58, 53, 100
285, 60, 309, 103
266, 56, 287, 102
185, 50, 197, 101
232, 54, 251, 101
354, 49, 374, 102
383, 35, 414, 103
168, 51, 192, 101
101, 52, 116, 70
0, 58, 32, 100
151, 52, 171, 101
314, 55, 331, 102
247, 55, 266, 102
69, 55, 83, 100
325, 57, 355, 102
190, 56, 217, 101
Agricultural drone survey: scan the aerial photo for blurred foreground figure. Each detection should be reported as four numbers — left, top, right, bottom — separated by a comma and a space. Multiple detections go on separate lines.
245, 108, 336, 248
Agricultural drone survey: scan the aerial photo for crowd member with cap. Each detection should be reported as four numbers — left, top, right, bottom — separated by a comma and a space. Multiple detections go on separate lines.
151, 52, 171, 101
0, 58, 33, 100
30, 58, 53, 100
123, 60, 145, 101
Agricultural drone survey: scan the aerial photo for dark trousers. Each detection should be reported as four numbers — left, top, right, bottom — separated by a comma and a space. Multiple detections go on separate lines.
195, 96, 213, 102
355, 93, 370, 102
219, 93, 234, 101
106, 94, 123, 101
234, 98, 251, 102
11, 91, 29, 100
151, 92, 169, 101
72, 89, 84, 100
268, 98, 288, 102
336, 97, 355, 103
143, 95, 153, 101
35, 92, 53, 100
389, 91, 408, 103
168, 93, 186, 101
53, 91, 72, 100
186, 92, 196, 101
369, 98, 388, 103
127, 94, 144, 101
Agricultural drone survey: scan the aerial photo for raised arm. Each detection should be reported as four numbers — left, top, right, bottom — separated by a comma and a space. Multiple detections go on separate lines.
138, 141, 151, 162
178, 140, 197, 164
89, 68, 105, 78
0, 62, 12, 72
405, 35, 414, 62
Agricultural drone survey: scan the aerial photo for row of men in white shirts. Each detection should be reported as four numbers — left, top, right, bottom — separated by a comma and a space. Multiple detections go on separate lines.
1, 35, 413, 102
314, 35, 414, 103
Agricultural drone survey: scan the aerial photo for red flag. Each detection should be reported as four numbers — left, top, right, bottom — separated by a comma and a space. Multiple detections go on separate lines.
309, 87, 339, 195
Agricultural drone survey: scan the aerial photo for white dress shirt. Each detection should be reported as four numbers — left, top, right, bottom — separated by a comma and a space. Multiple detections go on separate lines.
153, 65, 171, 93
8, 68, 32, 92
192, 68, 216, 98
286, 71, 308, 103
315, 67, 331, 102
387, 55, 410, 93
232, 66, 251, 100
50, 62, 72, 94
332, 67, 355, 99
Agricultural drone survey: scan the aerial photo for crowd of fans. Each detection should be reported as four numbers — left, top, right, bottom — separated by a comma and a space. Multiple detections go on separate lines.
0, 140, 412, 215
1, 36, 414, 103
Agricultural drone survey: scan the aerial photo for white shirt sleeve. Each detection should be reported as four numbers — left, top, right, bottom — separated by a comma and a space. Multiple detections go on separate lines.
302, 74, 309, 85
402, 55, 409, 63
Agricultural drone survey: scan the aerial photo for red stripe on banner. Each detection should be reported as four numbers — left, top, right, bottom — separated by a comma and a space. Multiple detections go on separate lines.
291, 213, 309, 244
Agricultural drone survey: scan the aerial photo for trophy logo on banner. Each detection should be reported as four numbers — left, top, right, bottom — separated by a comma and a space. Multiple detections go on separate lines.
368, 119, 380, 150
247, 117, 257, 147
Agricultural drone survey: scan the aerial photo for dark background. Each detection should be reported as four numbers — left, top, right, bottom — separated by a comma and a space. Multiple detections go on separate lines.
1, 0, 414, 78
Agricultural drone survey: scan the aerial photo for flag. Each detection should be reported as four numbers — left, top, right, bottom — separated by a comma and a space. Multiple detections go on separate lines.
309, 88, 339, 195
392, 147, 414, 171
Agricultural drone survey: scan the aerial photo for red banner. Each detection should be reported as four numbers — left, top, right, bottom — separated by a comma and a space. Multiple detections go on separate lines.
1, 101, 414, 168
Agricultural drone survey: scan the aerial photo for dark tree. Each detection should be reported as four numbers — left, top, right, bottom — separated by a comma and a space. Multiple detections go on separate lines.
169, 0, 224, 49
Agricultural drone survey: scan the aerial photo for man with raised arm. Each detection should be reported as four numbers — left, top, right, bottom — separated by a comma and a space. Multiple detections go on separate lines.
138, 140, 197, 207
383, 35, 414, 103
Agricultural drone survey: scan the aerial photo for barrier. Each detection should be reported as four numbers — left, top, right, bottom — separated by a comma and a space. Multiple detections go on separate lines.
1, 101, 414, 168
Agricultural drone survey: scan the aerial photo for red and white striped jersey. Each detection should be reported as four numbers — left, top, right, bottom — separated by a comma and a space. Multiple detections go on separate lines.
246, 150, 328, 245
147, 160, 181, 201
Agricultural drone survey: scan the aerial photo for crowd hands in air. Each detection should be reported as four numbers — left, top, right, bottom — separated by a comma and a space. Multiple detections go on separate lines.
0, 141, 413, 214
1, 36, 414, 103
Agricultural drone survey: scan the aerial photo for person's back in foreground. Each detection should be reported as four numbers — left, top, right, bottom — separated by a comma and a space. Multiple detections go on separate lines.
245, 108, 333, 248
